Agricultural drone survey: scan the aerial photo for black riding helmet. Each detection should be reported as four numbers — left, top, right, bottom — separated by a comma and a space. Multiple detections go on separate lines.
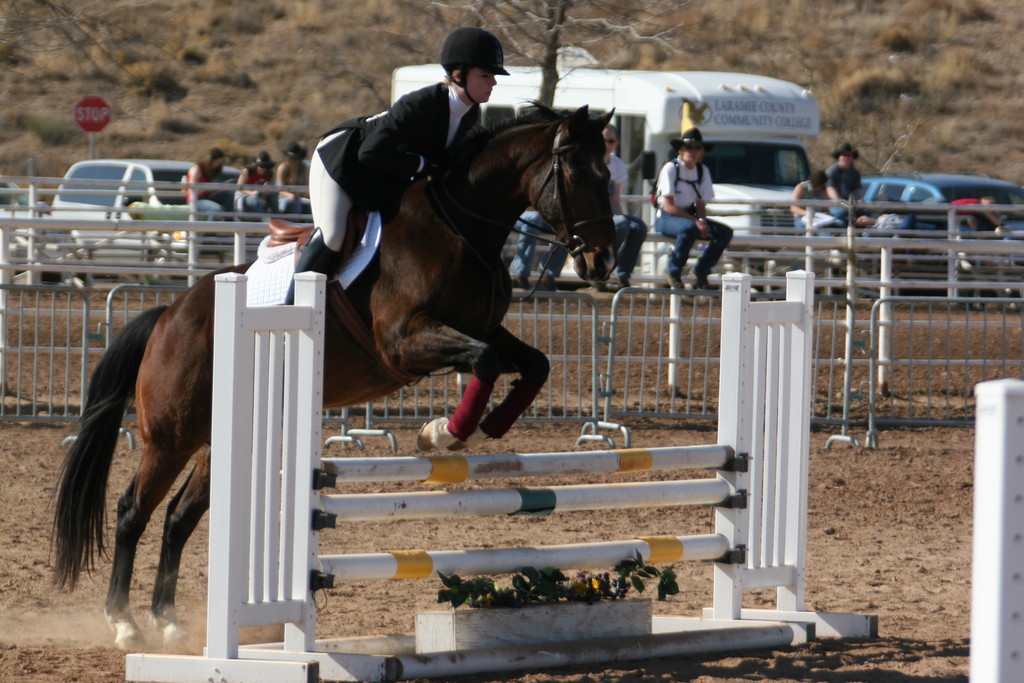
440, 27, 510, 79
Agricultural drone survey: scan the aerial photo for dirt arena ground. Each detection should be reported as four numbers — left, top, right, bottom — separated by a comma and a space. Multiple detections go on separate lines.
0, 416, 972, 683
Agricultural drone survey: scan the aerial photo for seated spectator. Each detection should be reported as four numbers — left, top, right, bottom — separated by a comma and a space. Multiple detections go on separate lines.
509, 210, 565, 291
186, 147, 233, 216
861, 213, 918, 232
791, 170, 842, 233
276, 142, 311, 216
825, 142, 872, 228
600, 125, 647, 290
234, 151, 277, 218
654, 128, 733, 290
953, 196, 1006, 233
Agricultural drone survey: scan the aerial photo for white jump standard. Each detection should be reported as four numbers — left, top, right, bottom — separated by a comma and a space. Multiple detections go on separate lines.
126, 270, 875, 683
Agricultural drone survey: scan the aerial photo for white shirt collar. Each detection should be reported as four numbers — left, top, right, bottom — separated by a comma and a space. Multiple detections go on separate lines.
448, 85, 472, 118
446, 86, 473, 148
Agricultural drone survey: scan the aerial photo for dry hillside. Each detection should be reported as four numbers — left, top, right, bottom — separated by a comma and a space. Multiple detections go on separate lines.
1, 0, 1022, 183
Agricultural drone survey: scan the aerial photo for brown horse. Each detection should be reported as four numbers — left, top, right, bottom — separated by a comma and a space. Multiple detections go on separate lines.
52, 105, 616, 649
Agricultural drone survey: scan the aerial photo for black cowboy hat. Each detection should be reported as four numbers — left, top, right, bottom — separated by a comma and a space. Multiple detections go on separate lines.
832, 142, 859, 159
670, 127, 714, 153
283, 141, 308, 160
255, 151, 275, 168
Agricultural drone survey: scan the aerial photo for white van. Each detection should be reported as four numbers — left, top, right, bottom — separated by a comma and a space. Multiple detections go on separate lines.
392, 66, 819, 235
51, 159, 239, 261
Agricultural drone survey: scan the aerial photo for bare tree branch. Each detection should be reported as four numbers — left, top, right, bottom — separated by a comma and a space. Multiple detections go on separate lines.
422, 0, 694, 105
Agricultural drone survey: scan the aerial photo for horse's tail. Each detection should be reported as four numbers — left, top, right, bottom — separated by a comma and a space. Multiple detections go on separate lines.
52, 305, 168, 590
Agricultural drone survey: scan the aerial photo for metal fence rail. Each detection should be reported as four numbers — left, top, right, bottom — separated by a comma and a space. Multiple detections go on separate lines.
0, 284, 91, 420
866, 296, 1024, 447
6, 201, 1024, 447
595, 288, 859, 445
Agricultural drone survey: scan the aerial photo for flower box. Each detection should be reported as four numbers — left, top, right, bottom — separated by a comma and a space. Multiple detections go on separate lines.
415, 598, 652, 653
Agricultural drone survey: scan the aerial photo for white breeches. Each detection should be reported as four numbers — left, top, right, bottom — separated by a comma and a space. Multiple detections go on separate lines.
310, 130, 353, 252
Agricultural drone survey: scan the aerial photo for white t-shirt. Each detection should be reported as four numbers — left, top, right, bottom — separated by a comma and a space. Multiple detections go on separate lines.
656, 160, 714, 210
606, 154, 628, 191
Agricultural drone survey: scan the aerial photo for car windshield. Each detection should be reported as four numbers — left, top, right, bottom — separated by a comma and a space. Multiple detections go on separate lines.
57, 166, 125, 207
702, 143, 809, 188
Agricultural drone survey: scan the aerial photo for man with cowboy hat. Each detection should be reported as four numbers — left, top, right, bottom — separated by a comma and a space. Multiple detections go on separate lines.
654, 127, 733, 290
826, 142, 871, 227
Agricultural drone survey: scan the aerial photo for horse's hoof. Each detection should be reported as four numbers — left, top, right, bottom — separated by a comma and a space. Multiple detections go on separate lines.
448, 427, 487, 451
417, 417, 457, 451
150, 613, 188, 649
161, 620, 189, 648
107, 614, 147, 651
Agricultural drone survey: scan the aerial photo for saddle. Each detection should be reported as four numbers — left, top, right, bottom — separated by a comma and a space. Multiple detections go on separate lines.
265, 212, 414, 386
267, 208, 369, 269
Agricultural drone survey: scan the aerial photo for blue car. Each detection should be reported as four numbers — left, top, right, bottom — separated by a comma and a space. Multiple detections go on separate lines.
861, 173, 1024, 232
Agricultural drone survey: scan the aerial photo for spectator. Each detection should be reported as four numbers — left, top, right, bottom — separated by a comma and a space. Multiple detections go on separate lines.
954, 196, 1006, 233
186, 147, 232, 216
234, 151, 276, 217
600, 124, 647, 290
654, 128, 733, 290
825, 142, 872, 228
276, 142, 311, 216
790, 169, 842, 233
509, 210, 564, 291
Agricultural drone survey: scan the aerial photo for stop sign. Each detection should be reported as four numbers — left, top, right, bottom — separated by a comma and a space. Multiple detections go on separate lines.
74, 95, 111, 133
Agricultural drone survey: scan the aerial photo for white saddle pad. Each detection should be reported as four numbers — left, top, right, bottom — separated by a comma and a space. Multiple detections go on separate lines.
245, 212, 383, 306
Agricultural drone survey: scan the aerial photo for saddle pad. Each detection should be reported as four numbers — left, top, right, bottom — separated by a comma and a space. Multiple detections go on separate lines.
245, 211, 382, 306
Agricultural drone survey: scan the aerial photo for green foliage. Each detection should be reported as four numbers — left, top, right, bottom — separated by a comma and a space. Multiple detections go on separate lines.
614, 551, 680, 601
436, 552, 678, 610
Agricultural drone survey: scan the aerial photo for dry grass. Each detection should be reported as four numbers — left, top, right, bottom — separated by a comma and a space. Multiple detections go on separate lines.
873, 26, 918, 53
0, 0, 1019, 183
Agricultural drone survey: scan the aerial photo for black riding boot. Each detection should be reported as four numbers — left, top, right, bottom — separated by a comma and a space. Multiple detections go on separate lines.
283, 230, 340, 304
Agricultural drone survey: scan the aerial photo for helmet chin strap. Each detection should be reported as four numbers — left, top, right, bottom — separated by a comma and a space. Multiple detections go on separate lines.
452, 67, 477, 105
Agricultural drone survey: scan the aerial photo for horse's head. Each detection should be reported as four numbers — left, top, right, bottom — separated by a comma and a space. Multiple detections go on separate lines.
529, 106, 617, 283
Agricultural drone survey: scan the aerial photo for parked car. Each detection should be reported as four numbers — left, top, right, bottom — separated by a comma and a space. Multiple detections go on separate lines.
861, 173, 1024, 231
51, 159, 240, 261
0, 180, 30, 209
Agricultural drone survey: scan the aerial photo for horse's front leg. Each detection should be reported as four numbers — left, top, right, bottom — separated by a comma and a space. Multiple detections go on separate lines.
471, 324, 549, 444
385, 315, 502, 451
400, 320, 548, 451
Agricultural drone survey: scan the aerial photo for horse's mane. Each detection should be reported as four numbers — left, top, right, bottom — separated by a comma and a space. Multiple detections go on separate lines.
444, 102, 586, 172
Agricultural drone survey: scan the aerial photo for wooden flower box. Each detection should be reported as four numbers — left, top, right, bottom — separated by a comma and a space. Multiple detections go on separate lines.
415, 598, 652, 653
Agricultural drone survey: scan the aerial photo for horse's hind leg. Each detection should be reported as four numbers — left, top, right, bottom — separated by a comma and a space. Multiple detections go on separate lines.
105, 442, 196, 650
150, 453, 210, 646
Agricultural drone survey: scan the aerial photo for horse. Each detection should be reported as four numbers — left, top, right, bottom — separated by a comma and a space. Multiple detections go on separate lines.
51, 104, 617, 650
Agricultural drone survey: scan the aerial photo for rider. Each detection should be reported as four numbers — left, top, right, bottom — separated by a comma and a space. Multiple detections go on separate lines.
288, 27, 509, 299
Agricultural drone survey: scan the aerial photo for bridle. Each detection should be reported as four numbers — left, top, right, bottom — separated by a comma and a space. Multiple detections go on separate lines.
428, 123, 611, 258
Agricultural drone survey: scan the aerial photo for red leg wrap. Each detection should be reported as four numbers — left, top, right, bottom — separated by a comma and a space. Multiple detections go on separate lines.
479, 378, 544, 439
447, 376, 494, 441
